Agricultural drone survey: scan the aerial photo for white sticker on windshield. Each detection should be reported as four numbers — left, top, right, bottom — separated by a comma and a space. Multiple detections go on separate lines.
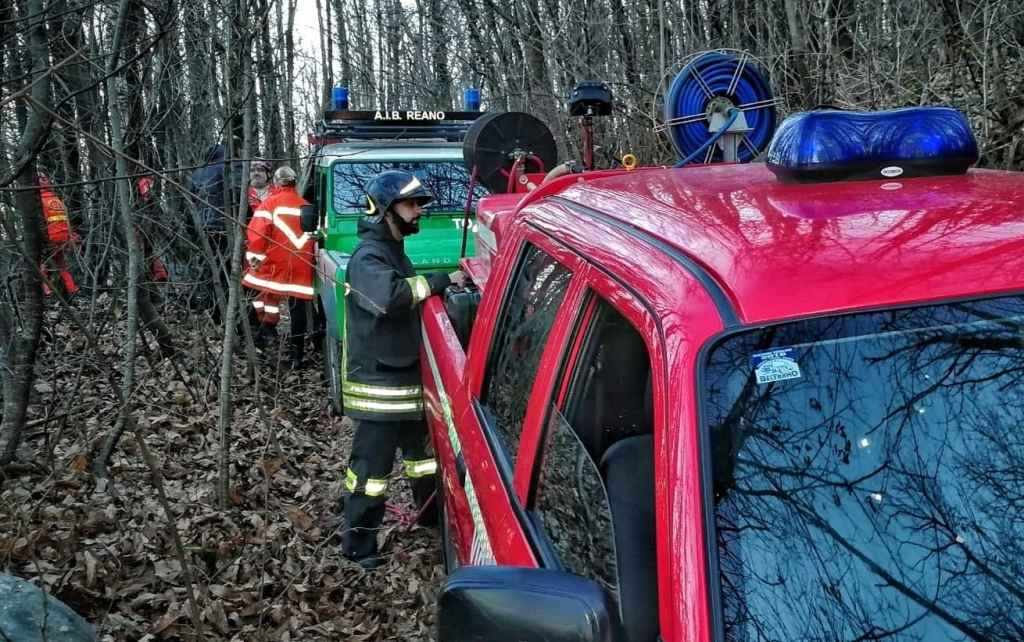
751, 349, 802, 384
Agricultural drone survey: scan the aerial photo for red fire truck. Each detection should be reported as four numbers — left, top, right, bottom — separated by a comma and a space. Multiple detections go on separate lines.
424, 105, 1024, 641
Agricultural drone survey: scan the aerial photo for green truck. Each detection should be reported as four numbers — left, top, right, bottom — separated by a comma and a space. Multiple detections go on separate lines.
300, 108, 488, 414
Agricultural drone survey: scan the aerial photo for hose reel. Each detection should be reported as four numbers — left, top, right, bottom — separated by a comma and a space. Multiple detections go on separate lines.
463, 111, 558, 193
658, 50, 778, 165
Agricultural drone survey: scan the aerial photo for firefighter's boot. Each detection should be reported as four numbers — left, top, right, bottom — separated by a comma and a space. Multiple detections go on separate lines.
59, 269, 79, 296
39, 266, 53, 297
288, 335, 306, 370
254, 324, 277, 351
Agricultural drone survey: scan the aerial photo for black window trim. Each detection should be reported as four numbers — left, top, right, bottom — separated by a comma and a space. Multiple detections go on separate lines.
478, 232, 577, 462
526, 290, 599, 510
471, 229, 582, 570
327, 157, 483, 217
473, 386, 560, 570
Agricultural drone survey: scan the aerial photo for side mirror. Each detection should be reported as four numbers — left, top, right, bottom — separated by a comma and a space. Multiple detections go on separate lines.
299, 203, 319, 233
437, 566, 619, 642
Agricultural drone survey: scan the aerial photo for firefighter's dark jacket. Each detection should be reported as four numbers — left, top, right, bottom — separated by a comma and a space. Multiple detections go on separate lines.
343, 216, 450, 420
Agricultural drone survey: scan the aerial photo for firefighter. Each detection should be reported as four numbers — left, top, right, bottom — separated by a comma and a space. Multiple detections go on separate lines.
247, 160, 273, 211
136, 176, 169, 285
37, 173, 79, 297
241, 166, 316, 366
340, 170, 465, 570
244, 160, 274, 334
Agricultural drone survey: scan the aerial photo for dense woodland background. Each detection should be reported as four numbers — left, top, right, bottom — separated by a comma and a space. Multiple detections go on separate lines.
1, 0, 1024, 640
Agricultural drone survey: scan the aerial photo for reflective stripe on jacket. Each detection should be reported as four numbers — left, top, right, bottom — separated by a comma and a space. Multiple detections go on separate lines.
241, 186, 315, 300
40, 188, 71, 245
343, 216, 450, 421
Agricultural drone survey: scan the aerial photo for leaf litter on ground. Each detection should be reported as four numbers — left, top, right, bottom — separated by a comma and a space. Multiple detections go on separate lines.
0, 300, 444, 641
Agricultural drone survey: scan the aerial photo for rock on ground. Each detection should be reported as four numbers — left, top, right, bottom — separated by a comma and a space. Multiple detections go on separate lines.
0, 574, 96, 641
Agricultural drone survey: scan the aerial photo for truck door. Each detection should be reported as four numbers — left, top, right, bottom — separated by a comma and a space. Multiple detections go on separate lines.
422, 223, 588, 567
514, 268, 668, 642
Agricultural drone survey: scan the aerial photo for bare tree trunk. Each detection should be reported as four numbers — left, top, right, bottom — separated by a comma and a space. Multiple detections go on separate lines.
784, 0, 815, 106
316, 0, 331, 108
257, 0, 285, 159
217, 0, 254, 508
285, 0, 297, 161
0, 0, 50, 466
333, 0, 352, 86
427, 0, 452, 107
93, 0, 145, 480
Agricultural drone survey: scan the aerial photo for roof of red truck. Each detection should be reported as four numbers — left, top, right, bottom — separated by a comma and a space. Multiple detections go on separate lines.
553, 163, 1024, 324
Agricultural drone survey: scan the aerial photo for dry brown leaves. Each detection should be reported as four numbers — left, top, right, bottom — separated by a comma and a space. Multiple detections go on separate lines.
0, 301, 444, 641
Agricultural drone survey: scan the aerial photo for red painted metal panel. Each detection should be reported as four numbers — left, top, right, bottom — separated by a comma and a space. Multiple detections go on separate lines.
421, 299, 474, 564
523, 201, 728, 642
421, 297, 535, 567
425, 158, 1024, 640
558, 164, 1024, 323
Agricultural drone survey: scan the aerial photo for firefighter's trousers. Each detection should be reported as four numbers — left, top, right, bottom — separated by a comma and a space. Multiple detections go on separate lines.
342, 418, 437, 561
40, 248, 78, 296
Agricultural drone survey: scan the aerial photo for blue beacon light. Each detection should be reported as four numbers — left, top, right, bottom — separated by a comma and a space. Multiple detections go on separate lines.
332, 86, 349, 111
766, 107, 978, 183
465, 87, 481, 111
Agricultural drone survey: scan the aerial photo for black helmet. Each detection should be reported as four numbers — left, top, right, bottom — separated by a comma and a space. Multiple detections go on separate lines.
365, 170, 434, 215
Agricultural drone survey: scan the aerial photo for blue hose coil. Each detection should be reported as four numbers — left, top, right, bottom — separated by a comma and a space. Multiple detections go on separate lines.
664, 52, 776, 164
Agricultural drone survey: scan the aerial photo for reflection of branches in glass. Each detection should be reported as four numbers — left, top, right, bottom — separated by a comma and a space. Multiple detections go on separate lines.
705, 296, 1024, 641
534, 408, 618, 596
331, 161, 487, 213
483, 246, 572, 461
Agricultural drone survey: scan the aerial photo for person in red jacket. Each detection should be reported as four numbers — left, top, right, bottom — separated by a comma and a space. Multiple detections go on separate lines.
242, 166, 316, 367
37, 173, 79, 297
136, 176, 169, 284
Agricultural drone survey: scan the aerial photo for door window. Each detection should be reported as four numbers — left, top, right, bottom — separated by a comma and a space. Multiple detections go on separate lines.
532, 406, 618, 592
480, 243, 572, 465
530, 296, 659, 641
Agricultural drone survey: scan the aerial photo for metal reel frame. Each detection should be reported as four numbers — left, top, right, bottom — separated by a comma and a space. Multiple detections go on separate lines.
651, 48, 780, 164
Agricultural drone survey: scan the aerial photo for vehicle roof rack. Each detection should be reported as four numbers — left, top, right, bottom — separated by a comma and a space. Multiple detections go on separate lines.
310, 110, 485, 144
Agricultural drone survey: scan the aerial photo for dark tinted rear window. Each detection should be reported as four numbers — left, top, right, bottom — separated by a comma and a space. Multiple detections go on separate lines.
703, 296, 1024, 641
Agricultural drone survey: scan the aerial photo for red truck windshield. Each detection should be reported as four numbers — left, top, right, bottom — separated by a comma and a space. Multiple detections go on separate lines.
702, 295, 1024, 641
331, 161, 487, 214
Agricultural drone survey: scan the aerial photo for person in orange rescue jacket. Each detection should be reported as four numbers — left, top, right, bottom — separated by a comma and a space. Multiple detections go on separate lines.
136, 176, 170, 284
37, 173, 79, 296
242, 166, 316, 367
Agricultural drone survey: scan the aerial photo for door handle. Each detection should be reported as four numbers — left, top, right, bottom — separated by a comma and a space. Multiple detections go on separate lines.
455, 452, 467, 487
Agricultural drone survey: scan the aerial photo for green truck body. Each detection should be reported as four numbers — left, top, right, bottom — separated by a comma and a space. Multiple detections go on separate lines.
304, 140, 486, 413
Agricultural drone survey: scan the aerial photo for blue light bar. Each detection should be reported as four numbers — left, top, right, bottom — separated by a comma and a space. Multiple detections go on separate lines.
464, 87, 481, 111
766, 107, 978, 183
332, 86, 349, 111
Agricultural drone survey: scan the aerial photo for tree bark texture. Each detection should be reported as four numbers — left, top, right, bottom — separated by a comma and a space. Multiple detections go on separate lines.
0, 0, 51, 466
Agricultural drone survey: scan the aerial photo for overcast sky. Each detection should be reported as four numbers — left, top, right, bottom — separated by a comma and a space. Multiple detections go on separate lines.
292, 0, 322, 59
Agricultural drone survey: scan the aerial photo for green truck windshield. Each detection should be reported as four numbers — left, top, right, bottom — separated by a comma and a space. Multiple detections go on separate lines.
332, 161, 487, 215
703, 295, 1024, 641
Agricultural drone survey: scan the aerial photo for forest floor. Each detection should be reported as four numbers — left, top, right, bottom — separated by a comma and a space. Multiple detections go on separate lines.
0, 294, 442, 641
